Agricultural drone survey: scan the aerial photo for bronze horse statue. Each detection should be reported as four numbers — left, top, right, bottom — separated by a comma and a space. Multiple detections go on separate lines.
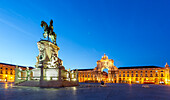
41, 20, 57, 44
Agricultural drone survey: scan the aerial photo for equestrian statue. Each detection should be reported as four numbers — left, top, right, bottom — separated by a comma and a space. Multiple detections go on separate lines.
41, 19, 57, 44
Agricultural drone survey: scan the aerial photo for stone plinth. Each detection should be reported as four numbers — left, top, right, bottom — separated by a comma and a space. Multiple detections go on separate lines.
15, 40, 79, 88
16, 80, 79, 87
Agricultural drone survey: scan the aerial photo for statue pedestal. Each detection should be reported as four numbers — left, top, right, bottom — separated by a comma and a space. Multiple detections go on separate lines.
31, 40, 79, 87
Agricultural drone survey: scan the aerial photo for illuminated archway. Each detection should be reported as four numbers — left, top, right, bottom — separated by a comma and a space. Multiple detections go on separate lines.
102, 68, 108, 82
94, 54, 118, 83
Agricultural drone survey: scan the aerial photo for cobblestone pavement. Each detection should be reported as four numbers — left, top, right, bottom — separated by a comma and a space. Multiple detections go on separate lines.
0, 83, 170, 100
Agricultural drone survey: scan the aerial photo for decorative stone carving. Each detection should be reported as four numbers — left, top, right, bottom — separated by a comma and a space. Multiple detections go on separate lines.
35, 40, 60, 68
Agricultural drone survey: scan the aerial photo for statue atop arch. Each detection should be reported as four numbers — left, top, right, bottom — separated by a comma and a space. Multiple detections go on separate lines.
41, 19, 57, 44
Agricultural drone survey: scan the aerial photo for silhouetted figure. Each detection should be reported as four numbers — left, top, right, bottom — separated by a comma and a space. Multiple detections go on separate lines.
101, 81, 104, 85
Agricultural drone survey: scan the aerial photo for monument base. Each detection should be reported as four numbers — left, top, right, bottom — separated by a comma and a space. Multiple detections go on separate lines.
15, 80, 79, 88
15, 40, 79, 88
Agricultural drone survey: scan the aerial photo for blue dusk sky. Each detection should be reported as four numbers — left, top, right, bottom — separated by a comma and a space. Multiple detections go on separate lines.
0, 0, 170, 69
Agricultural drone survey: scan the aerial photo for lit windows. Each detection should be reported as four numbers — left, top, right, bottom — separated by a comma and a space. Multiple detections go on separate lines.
140, 74, 142, 77
136, 74, 138, 77
155, 73, 158, 77
150, 74, 153, 77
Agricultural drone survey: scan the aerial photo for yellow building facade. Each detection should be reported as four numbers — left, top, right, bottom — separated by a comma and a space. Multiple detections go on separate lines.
77, 54, 170, 85
0, 62, 33, 82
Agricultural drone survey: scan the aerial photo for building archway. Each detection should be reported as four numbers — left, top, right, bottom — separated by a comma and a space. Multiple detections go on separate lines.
94, 54, 118, 83
102, 68, 108, 82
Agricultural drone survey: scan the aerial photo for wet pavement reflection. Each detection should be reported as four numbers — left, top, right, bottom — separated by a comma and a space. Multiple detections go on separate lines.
0, 83, 170, 100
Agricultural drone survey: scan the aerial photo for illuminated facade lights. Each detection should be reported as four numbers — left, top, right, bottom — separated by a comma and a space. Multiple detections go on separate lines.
0, 62, 33, 82
77, 54, 170, 85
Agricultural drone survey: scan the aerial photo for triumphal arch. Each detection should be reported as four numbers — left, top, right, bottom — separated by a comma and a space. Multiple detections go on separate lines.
94, 54, 118, 83
77, 54, 119, 83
